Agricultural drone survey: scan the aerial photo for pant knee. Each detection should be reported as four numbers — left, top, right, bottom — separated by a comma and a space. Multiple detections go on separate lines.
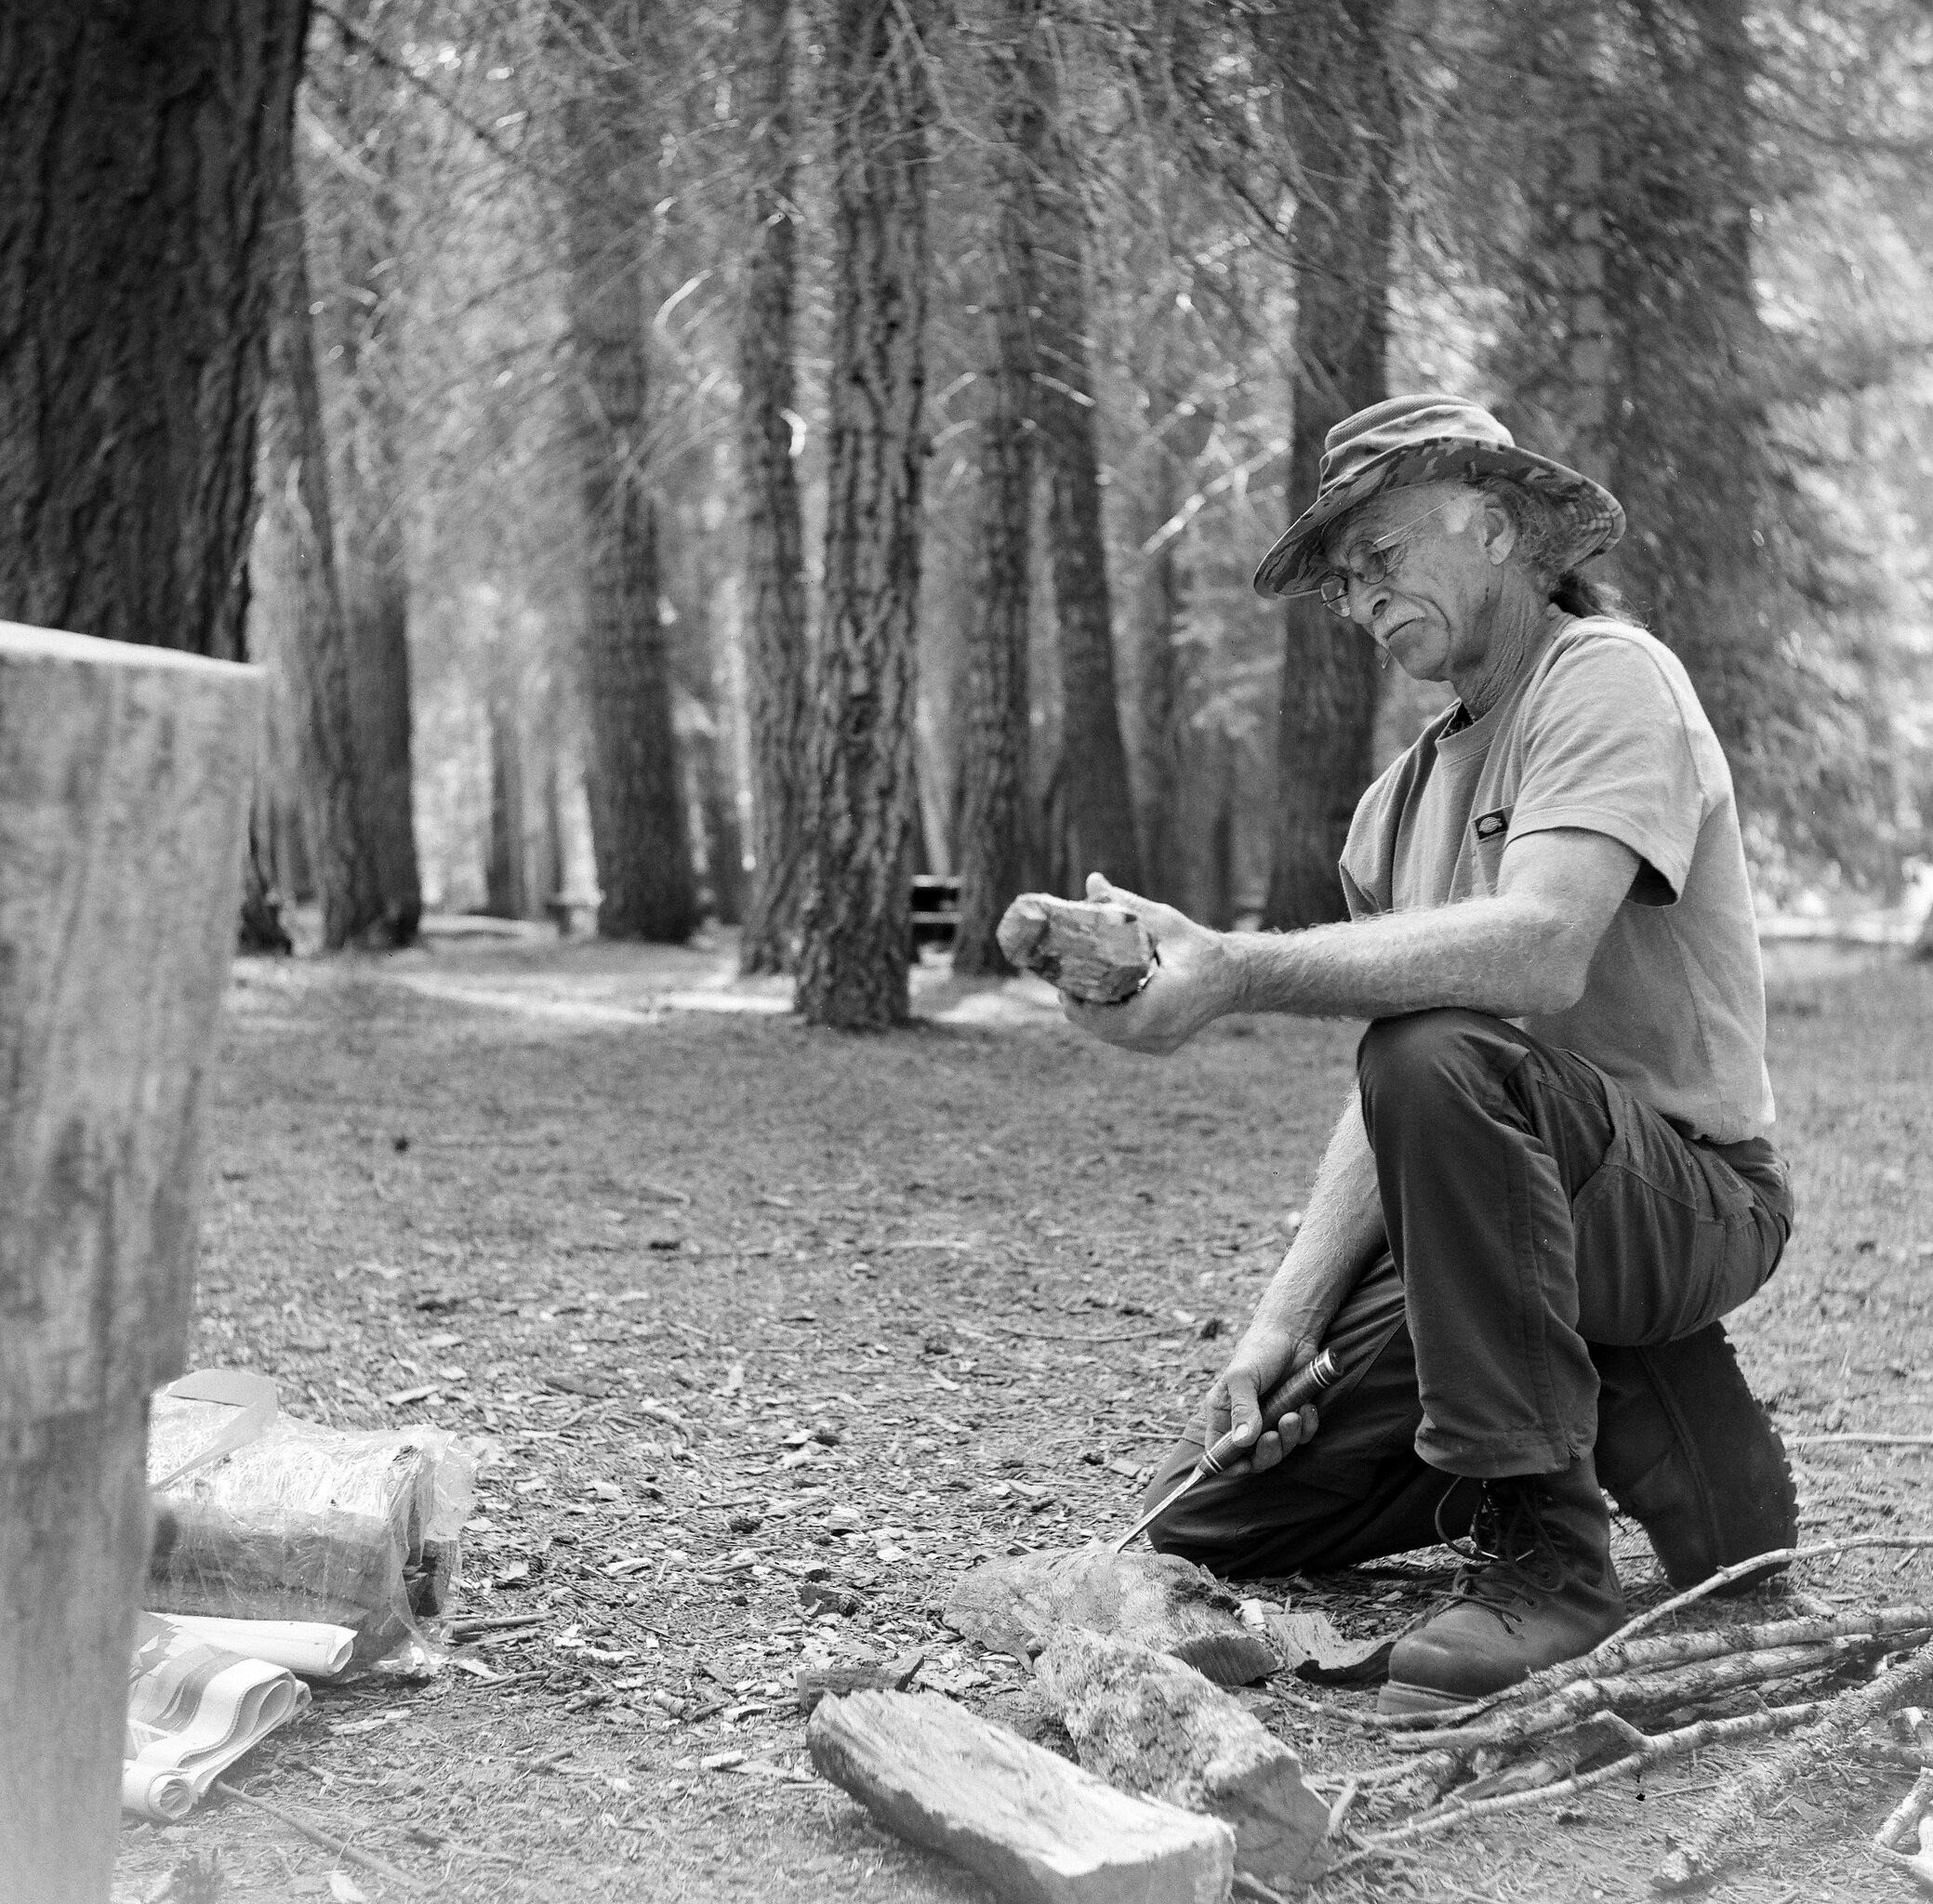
1357, 1008, 1498, 1111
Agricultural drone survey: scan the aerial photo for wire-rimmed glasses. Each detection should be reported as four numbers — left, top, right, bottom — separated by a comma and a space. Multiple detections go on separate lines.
1284, 494, 1467, 619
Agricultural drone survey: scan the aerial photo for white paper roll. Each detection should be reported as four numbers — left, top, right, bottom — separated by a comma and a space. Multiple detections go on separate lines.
151, 1614, 355, 1678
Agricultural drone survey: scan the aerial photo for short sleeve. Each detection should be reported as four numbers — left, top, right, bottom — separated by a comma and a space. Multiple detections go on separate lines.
1511, 632, 1710, 904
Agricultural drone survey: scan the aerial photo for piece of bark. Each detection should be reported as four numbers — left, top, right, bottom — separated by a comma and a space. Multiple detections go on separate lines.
808, 1690, 1235, 1904
996, 895, 1154, 1003
1037, 1629, 1329, 1888
945, 1547, 1278, 1686
796, 1650, 924, 1715
1266, 1610, 1395, 1686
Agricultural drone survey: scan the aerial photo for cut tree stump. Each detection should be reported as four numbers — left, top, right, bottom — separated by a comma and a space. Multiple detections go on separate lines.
1037, 1628, 1330, 1888
944, 1546, 1278, 1686
996, 894, 1155, 1003
0, 625, 260, 1904
808, 1689, 1236, 1904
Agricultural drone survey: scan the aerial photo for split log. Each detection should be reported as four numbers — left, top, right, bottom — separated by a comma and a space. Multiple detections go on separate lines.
996, 894, 1154, 1003
1653, 1636, 1933, 1892
944, 1546, 1278, 1686
1037, 1629, 1330, 1888
807, 1689, 1236, 1904
0, 626, 260, 1904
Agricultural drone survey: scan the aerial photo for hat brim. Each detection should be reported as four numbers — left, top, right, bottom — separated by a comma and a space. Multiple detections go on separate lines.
1251, 439, 1625, 599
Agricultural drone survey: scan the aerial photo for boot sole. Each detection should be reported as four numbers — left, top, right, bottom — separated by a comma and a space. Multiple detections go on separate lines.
1377, 1678, 1501, 1715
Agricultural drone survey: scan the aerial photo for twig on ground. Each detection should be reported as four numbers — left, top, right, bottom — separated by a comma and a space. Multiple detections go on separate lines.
1788, 1434, 1933, 1449
213, 1780, 418, 1891
1325, 1777, 1361, 1838
1331, 1699, 1824, 1870
982, 1322, 1181, 1342
1368, 1598, 1933, 1734
1386, 1635, 1877, 1763
1876, 1768, 1933, 1852
1653, 1636, 1933, 1892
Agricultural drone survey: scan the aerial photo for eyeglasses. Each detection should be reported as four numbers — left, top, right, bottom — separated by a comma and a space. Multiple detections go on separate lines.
1287, 494, 1466, 619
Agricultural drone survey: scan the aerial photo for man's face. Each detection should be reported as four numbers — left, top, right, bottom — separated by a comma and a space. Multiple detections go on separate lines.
1321, 483, 1509, 683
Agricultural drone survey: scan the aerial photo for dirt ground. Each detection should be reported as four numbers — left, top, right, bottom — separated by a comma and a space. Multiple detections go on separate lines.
113, 928, 1933, 1904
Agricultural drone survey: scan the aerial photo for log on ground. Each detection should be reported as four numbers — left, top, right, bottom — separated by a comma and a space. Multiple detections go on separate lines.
996, 894, 1154, 1003
808, 1688, 1236, 1904
944, 1546, 1278, 1686
1038, 1628, 1330, 1887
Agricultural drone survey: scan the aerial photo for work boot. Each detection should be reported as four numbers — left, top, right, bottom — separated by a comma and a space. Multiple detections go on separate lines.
1592, 1322, 1797, 1593
1379, 1452, 1626, 1714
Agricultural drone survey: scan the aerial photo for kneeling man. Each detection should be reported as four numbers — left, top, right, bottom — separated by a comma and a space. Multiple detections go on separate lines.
1065, 394, 1796, 1713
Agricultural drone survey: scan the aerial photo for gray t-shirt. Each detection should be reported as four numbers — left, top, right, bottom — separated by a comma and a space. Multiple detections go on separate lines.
1339, 610, 1776, 1143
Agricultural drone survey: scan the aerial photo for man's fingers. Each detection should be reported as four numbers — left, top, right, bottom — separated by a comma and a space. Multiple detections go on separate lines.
1224, 1368, 1263, 1447
1084, 870, 1156, 918
1246, 1429, 1285, 1474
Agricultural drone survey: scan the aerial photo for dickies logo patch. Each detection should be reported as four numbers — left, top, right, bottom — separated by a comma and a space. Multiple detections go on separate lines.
1474, 810, 1510, 840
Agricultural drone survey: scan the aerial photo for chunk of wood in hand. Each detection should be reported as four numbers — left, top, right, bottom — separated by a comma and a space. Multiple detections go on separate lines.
996, 895, 1155, 1004
1037, 1628, 1330, 1888
944, 1546, 1278, 1686
807, 1689, 1235, 1904
795, 1650, 924, 1715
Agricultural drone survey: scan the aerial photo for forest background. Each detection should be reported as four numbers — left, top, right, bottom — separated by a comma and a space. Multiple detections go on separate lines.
7, 0, 1933, 1006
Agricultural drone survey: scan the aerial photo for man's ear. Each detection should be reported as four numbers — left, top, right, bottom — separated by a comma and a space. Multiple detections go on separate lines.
1477, 499, 1518, 565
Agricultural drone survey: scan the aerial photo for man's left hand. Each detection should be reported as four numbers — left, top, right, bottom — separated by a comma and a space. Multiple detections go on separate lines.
1059, 875, 1243, 1055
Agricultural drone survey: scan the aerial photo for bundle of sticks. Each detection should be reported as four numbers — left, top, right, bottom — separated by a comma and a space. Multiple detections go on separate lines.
1316, 1537, 1933, 1893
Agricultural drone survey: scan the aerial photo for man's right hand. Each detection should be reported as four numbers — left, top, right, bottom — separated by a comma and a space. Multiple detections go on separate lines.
1200, 1326, 1322, 1475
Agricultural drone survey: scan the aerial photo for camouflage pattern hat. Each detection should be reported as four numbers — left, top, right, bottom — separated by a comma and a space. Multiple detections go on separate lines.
1252, 392, 1625, 598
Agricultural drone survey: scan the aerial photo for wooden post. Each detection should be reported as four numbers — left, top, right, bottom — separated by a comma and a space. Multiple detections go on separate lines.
0, 624, 260, 1904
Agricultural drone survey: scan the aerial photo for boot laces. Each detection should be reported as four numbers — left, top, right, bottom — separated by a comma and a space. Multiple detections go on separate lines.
1430, 1478, 1568, 1634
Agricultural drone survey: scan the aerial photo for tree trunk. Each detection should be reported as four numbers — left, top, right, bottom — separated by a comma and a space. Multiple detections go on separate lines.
562, 15, 698, 944
1258, 0, 1396, 931
952, 5, 1039, 979
1499, 1, 1615, 487
484, 689, 528, 919
311, 1, 423, 945
0, 4, 306, 660
1026, 21, 1143, 894
794, 0, 933, 1029
1135, 424, 1189, 908
256, 155, 393, 950
736, 0, 813, 974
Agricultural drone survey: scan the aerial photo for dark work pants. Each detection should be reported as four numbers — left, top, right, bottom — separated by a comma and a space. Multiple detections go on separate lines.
1146, 1009, 1794, 1580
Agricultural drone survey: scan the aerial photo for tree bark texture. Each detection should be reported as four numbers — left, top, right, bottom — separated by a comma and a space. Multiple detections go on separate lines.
1026, 22, 1143, 894
0, 4, 307, 661
0, 628, 259, 1903
256, 158, 393, 950
1258, 0, 1396, 931
735, 0, 813, 973
1135, 431, 1188, 908
952, 7, 1039, 978
794, 0, 932, 1029
311, 7, 424, 943
562, 19, 698, 944
484, 688, 529, 919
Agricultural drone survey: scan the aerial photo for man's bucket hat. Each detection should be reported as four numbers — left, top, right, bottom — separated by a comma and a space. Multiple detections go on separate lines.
1252, 392, 1625, 598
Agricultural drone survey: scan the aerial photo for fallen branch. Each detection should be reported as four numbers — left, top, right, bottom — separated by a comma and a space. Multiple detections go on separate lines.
1331, 1699, 1823, 1869
213, 1780, 417, 1891
1389, 1634, 1884, 1759
1369, 1546, 1933, 1733
1877, 1769, 1933, 1852
1653, 1636, 1933, 1892
1788, 1434, 1933, 1449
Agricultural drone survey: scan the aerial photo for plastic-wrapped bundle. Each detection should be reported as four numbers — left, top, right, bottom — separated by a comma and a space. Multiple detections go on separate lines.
147, 1407, 474, 1674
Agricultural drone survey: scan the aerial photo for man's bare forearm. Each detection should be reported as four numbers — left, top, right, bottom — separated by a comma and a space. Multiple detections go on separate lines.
1246, 1092, 1384, 1354
1227, 893, 1577, 1024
